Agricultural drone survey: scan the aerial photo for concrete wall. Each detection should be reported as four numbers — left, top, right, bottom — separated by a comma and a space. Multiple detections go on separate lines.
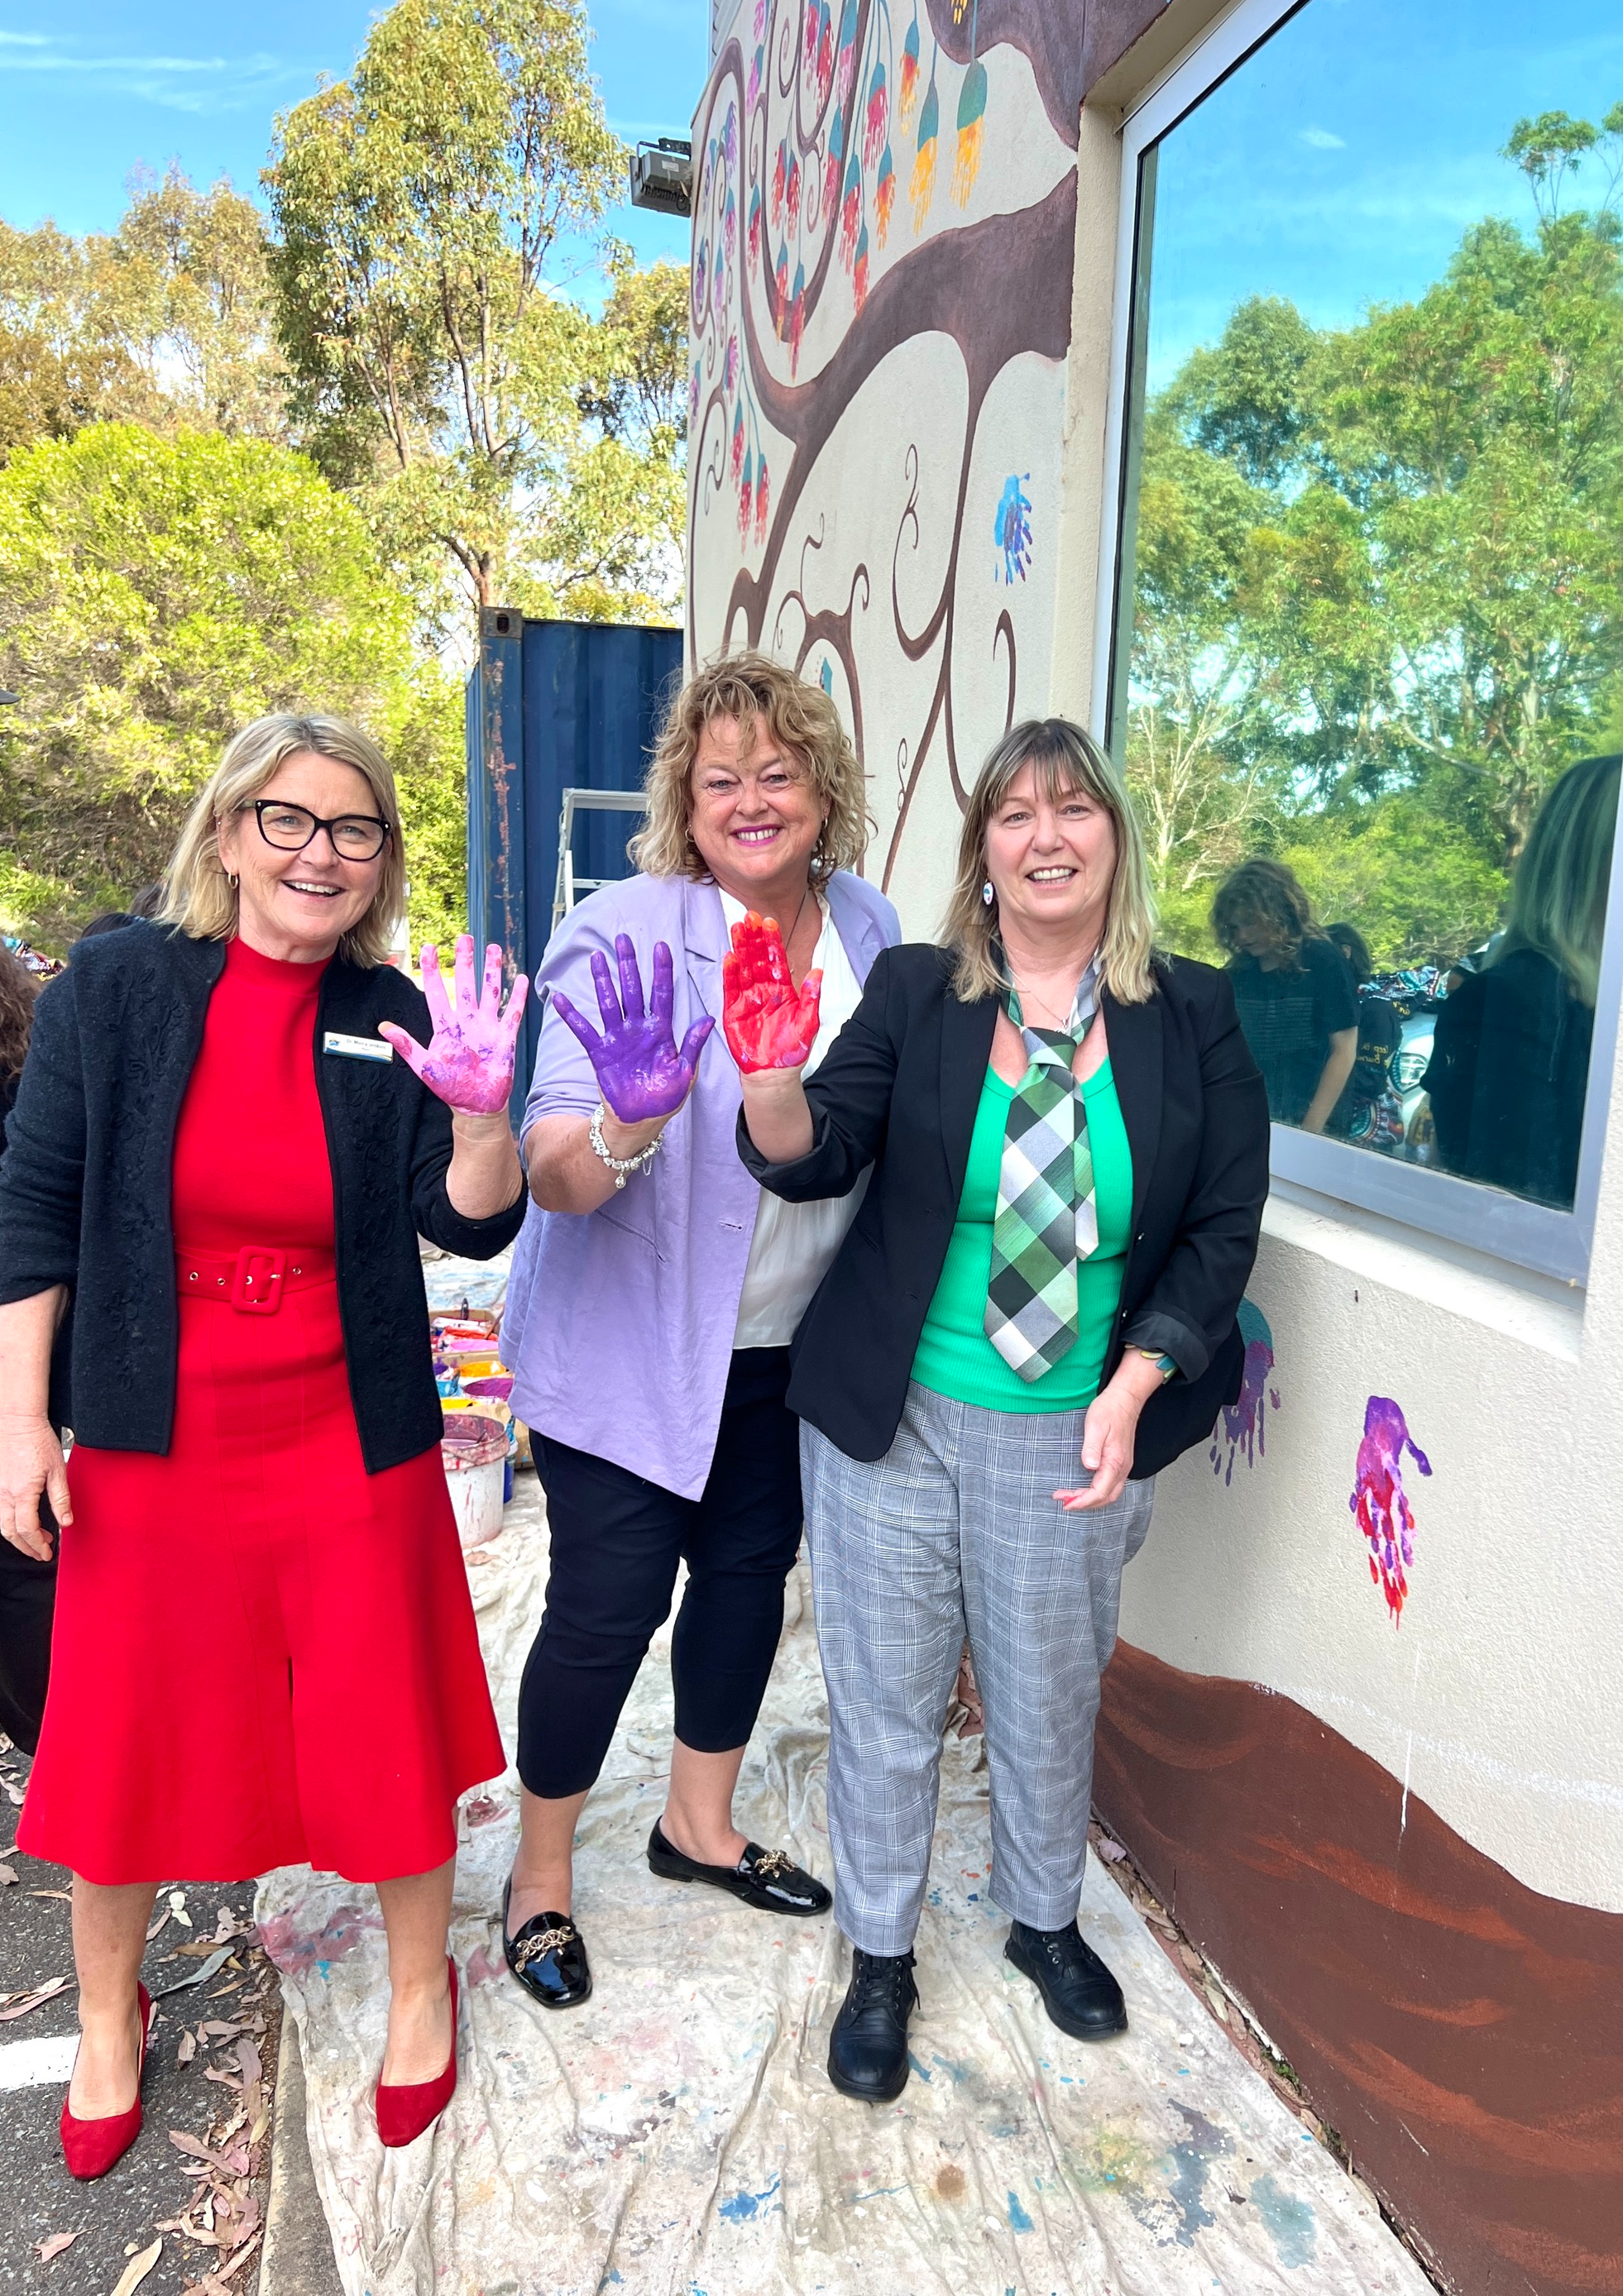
689, 4, 1623, 2290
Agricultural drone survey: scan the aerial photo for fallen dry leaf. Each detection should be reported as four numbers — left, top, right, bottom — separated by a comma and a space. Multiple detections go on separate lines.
0, 1974, 71, 2022
109, 2240, 162, 2296
1094, 1837, 1127, 1863
33, 2231, 78, 2264
0, 1863, 15, 1887
177, 2031, 197, 2065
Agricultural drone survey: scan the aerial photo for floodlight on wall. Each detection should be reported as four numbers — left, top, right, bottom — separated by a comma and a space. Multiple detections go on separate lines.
629, 138, 693, 218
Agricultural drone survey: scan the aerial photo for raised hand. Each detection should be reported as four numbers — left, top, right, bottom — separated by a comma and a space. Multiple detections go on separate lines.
551, 935, 715, 1123
722, 911, 822, 1073
379, 935, 529, 1115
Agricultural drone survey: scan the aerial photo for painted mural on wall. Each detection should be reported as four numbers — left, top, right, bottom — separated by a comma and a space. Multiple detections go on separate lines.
689, 0, 1089, 922
1349, 1395, 1432, 1624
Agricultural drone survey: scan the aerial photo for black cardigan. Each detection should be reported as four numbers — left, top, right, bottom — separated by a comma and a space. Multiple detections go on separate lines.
738, 944, 1271, 1478
0, 923, 524, 1473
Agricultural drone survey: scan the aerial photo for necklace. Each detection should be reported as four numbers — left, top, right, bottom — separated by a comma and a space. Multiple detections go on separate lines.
1009, 947, 1101, 1031
784, 880, 813, 959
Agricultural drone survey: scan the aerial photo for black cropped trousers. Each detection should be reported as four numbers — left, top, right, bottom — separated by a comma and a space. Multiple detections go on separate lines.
517, 1347, 803, 1800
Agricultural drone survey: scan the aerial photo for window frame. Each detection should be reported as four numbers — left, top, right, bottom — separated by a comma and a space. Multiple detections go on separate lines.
1090, 0, 1623, 1287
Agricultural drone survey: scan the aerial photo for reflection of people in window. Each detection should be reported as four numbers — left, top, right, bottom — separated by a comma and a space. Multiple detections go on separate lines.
1424, 753, 1620, 1209
1324, 921, 1403, 1150
1211, 860, 1359, 1131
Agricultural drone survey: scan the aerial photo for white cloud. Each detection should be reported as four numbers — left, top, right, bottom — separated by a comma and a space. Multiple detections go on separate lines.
1299, 127, 1348, 150
0, 34, 294, 115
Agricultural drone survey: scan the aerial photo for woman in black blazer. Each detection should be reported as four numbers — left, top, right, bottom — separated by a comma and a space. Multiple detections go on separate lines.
0, 714, 526, 2172
731, 719, 1269, 2102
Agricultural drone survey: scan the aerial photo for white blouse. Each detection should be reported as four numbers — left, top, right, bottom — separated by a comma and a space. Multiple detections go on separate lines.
719, 888, 869, 1349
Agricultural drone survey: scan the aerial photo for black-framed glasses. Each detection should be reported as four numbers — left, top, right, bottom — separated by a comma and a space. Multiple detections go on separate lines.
245, 799, 392, 863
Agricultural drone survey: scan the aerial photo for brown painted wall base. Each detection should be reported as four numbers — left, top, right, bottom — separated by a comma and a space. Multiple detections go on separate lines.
1094, 1643, 1623, 2296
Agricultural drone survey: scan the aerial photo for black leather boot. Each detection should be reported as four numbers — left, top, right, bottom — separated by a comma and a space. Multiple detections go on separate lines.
1004, 1919, 1127, 2039
827, 1947, 919, 2102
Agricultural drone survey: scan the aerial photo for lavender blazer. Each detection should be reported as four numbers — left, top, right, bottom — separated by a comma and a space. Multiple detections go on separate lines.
500, 870, 901, 1499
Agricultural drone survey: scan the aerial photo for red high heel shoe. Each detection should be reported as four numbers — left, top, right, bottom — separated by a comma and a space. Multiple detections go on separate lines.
375, 1959, 458, 2148
60, 1983, 154, 2181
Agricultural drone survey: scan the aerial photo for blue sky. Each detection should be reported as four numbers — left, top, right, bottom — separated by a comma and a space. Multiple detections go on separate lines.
1147, 0, 1623, 386
0, 0, 706, 299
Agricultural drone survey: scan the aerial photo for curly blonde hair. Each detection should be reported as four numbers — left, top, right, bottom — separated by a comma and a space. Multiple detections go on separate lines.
943, 720, 1158, 1005
630, 650, 870, 885
160, 714, 405, 969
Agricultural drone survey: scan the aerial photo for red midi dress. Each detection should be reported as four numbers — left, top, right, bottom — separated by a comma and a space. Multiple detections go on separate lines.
18, 937, 505, 1885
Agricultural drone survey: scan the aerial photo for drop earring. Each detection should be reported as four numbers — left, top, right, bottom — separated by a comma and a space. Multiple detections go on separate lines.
981, 880, 994, 907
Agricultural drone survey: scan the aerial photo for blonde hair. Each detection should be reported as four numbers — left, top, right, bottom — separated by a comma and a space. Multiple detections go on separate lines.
160, 713, 405, 968
1494, 751, 1621, 1007
944, 719, 1159, 1005
630, 649, 869, 885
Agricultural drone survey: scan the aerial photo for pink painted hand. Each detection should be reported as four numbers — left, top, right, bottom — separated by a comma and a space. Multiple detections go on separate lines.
379, 935, 529, 1114
1350, 1395, 1432, 1624
722, 911, 822, 1073
550, 935, 716, 1122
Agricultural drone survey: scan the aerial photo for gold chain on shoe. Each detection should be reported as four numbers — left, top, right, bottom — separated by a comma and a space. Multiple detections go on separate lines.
513, 1923, 576, 1968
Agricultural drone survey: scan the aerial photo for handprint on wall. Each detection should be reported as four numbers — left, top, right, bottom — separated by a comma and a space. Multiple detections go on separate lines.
1350, 1396, 1434, 1625
1211, 1298, 1280, 1485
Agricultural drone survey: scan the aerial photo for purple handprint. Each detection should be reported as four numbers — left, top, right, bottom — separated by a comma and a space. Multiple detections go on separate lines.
551, 935, 715, 1123
379, 935, 528, 1114
1350, 1395, 1433, 1625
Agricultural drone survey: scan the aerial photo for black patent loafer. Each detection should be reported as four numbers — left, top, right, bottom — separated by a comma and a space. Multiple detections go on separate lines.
646, 1819, 831, 1916
501, 1877, 592, 2009
828, 1947, 918, 2102
1005, 1919, 1127, 2040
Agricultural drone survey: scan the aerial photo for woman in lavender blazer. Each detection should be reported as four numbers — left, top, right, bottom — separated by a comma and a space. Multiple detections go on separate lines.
496, 652, 899, 2007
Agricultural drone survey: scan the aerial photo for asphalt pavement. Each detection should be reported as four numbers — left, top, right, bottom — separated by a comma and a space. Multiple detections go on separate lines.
0, 1741, 283, 2296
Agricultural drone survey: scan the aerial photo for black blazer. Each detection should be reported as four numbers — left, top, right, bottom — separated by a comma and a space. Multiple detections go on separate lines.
738, 944, 1270, 1477
0, 922, 524, 1474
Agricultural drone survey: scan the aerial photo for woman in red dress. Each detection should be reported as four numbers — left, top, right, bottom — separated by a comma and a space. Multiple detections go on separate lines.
0, 713, 528, 2171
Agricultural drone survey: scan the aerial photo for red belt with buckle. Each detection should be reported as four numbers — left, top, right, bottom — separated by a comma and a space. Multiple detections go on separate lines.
176, 1245, 338, 1314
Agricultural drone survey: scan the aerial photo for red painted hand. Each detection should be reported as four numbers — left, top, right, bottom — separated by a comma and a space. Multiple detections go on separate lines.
722, 911, 822, 1073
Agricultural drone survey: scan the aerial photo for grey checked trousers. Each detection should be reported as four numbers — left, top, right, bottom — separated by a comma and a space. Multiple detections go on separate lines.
803, 1382, 1154, 1956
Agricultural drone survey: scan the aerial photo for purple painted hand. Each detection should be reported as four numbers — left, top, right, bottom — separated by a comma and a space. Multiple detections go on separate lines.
379, 935, 529, 1114
551, 935, 715, 1123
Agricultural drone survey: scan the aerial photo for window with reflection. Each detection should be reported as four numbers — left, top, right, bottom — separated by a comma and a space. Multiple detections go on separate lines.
1110, 0, 1623, 1213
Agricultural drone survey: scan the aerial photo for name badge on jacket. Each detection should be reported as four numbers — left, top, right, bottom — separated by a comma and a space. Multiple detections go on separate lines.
323, 1031, 393, 1064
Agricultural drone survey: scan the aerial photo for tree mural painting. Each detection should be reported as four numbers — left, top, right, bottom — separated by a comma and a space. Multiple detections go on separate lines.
689, 0, 1091, 902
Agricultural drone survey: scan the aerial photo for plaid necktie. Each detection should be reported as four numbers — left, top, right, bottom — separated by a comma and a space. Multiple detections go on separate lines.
984, 959, 1100, 1382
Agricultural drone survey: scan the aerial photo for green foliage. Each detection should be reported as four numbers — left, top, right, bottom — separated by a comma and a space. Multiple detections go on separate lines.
266, 0, 627, 619
0, 0, 695, 951
0, 423, 415, 946
0, 172, 285, 463
1123, 130, 1623, 966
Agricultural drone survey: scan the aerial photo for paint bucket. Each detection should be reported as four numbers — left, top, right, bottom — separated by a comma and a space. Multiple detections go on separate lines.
440, 1412, 508, 1548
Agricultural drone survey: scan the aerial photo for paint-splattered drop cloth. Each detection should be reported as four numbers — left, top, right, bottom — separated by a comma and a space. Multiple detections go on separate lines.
19, 936, 504, 1886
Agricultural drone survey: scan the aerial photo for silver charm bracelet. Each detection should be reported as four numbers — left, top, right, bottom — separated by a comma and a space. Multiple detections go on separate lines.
589, 1102, 662, 1189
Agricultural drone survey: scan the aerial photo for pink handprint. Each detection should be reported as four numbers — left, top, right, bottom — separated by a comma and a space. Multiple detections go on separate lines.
1350, 1395, 1433, 1625
379, 935, 529, 1114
